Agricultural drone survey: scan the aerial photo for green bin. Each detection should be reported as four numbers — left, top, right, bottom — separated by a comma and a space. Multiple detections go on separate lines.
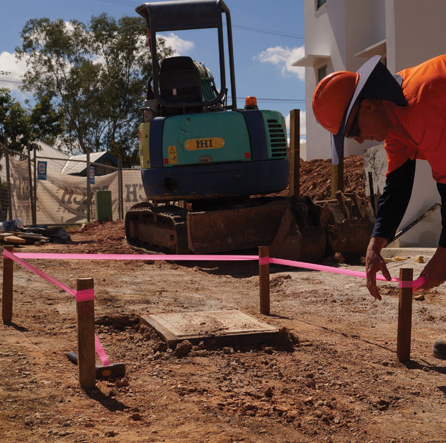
95, 190, 113, 222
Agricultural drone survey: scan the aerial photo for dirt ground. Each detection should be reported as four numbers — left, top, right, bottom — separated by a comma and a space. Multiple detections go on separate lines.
2, 158, 446, 443
1, 219, 446, 443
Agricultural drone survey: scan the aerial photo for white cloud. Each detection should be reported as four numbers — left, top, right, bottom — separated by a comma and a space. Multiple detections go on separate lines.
0, 51, 29, 96
158, 33, 194, 55
257, 46, 305, 81
64, 21, 76, 33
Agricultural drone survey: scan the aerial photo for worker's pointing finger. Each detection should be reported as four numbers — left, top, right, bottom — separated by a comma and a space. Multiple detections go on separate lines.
367, 273, 382, 301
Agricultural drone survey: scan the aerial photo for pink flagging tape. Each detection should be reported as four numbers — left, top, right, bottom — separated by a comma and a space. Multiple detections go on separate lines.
12, 251, 427, 289
4, 248, 76, 296
414, 276, 426, 290
399, 277, 426, 290
95, 334, 110, 367
75, 289, 95, 302
269, 257, 399, 282
14, 253, 259, 261
399, 281, 413, 289
3, 249, 109, 366
269, 257, 426, 290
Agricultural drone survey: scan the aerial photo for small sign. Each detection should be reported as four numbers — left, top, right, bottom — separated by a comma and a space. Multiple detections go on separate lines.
89, 166, 95, 184
168, 145, 177, 164
185, 137, 225, 151
37, 161, 47, 180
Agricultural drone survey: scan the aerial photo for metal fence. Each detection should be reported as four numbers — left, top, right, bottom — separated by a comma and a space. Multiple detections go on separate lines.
0, 143, 147, 226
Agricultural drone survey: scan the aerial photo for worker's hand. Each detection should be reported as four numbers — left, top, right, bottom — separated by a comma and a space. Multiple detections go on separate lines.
418, 246, 446, 290
365, 237, 391, 301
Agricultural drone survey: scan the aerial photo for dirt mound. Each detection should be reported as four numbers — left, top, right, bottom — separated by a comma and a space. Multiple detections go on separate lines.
299, 155, 365, 201
66, 220, 133, 254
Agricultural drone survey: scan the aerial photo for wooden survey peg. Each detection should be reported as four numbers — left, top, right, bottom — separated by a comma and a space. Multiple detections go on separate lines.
2, 245, 14, 324
259, 246, 270, 315
289, 109, 300, 198
76, 278, 96, 391
397, 268, 413, 363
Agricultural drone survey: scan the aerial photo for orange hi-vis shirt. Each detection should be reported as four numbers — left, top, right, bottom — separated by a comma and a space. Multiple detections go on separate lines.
383, 55, 446, 183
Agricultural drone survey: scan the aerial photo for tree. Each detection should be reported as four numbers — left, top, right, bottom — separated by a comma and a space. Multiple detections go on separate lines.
16, 14, 174, 165
0, 88, 63, 153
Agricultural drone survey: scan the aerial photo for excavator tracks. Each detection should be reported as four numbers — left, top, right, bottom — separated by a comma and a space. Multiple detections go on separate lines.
125, 202, 190, 254
125, 197, 292, 256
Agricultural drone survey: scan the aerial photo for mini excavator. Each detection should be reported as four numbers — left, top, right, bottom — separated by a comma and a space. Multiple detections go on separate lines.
125, 0, 374, 260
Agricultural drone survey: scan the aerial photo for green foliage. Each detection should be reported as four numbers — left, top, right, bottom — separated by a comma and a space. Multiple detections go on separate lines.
16, 14, 174, 164
0, 88, 63, 153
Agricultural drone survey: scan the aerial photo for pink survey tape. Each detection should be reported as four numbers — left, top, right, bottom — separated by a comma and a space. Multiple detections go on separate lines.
11, 250, 426, 289
262, 256, 425, 290
14, 252, 259, 261
4, 249, 426, 367
75, 289, 95, 302
95, 334, 110, 367
3, 249, 109, 366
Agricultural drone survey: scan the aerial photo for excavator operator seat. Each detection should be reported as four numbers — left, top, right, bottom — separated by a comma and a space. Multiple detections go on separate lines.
159, 56, 203, 114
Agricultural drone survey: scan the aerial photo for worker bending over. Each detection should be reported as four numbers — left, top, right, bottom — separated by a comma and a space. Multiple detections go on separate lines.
312, 55, 446, 303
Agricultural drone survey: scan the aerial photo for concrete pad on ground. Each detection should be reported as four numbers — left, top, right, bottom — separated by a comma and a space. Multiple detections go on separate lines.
382, 247, 436, 259
141, 310, 281, 347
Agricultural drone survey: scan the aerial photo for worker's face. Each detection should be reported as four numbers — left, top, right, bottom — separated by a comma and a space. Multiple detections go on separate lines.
345, 99, 392, 144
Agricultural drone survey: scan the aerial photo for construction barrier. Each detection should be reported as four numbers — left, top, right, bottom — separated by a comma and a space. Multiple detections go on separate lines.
1, 247, 425, 389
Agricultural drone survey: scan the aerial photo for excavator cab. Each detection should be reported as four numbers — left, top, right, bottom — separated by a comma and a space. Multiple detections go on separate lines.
155, 56, 220, 116
158, 56, 203, 115
137, 0, 236, 116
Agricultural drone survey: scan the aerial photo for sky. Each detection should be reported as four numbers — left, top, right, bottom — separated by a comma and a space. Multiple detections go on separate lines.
0, 0, 306, 139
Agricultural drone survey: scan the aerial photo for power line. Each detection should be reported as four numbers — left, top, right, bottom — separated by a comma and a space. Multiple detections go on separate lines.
232, 24, 304, 40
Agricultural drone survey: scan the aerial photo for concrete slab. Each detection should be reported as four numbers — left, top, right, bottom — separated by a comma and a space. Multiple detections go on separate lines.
141, 310, 281, 347
382, 247, 436, 258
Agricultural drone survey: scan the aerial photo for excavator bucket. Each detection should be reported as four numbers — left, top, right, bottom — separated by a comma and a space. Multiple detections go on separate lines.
321, 191, 375, 260
186, 198, 289, 253
269, 197, 327, 263
187, 195, 328, 261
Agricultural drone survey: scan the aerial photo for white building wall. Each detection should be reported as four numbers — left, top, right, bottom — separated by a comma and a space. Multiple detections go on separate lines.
388, 0, 446, 72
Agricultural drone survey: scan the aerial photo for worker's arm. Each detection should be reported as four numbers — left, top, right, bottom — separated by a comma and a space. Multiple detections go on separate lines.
417, 182, 446, 290
371, 158, 416, 242
366, 158, 416, 300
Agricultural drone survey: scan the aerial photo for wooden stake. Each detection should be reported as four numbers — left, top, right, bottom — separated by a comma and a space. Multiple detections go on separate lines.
2, 245, 14, 325
259, 246, 270, 315
289, 109, 300, 198
76, 278, 96, 391
331, 161, 344, 199
397, 268, 413, 363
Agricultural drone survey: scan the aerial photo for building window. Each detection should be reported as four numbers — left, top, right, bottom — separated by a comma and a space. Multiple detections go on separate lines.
317, 65, 328, 82
317, 0, 327, 9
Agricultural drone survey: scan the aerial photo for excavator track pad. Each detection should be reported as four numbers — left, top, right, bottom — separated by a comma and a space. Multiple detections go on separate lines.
125, 202, 189, 254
